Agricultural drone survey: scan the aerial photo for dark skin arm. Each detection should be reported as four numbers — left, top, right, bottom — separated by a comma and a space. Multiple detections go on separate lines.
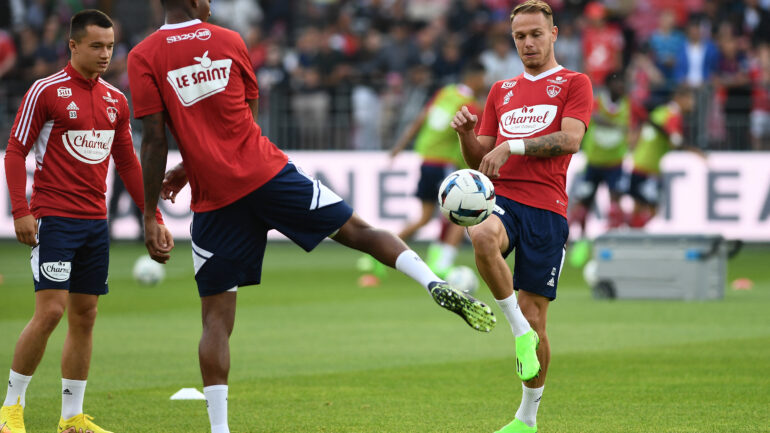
140, 111, 173, 263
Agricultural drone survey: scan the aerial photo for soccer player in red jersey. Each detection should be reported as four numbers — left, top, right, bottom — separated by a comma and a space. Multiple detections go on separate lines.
1, 10, 170, 433
451, 1, 593, 432
127, 1, 495, 432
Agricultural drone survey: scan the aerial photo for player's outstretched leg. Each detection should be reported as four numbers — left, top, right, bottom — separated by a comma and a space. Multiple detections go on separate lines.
428, 281, 495, 332
332, 213, 496, 332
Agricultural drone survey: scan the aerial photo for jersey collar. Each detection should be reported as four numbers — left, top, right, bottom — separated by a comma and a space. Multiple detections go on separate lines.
160, 19, 202, 30
522, 65, 564, 82
64, 62, 99, 90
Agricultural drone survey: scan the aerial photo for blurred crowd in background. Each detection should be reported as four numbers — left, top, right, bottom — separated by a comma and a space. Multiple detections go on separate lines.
1, 0, 770, 151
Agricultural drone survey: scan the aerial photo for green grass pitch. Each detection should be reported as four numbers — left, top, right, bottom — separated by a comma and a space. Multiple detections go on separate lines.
1, 240, 769, 432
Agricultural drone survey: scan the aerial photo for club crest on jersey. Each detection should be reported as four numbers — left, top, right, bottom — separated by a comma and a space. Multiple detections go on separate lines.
61, 130, 115, 164
501, 80, 517, 89
546, 85, 561, 98
503, 90, 514, 105
57, 87, 72, 98
498, 104, 558, 138
166, 50, 232, 107
107, 106, 118, 123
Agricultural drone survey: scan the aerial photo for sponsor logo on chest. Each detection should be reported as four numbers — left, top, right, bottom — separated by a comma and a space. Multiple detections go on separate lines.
501, 80, 517, 89
61, 129, 115, 164
57, 87, 72, 98
166, 51, 232, 106
498, 104, 558, 138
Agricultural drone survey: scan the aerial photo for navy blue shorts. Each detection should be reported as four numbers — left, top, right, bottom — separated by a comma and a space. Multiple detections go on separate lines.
573, 164, 627, 206
416, 162, 456, 202
32, 216, 109, 294
492, 196, 568, 300
628, 171, 661, 206
191, 162, 354, 297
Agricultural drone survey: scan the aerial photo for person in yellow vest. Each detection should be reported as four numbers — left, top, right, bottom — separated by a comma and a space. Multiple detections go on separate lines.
568, 71, 633, 266
389, 61, 487, 278
628, 86, 700, 227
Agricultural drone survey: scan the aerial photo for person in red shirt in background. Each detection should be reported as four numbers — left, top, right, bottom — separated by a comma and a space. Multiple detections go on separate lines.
1, 10, 170, 433
750, 43, 770, 150
581, 1, 624, 86
452, 1, 593, 432
0, 29, 16, 79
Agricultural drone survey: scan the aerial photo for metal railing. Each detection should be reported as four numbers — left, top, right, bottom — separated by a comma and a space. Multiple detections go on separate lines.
1, 81, 767, 152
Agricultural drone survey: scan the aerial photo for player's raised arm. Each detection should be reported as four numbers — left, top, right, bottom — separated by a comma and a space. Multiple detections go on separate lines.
391, 105, 429, 159
139, 111, 172, 263
452, 105, 494, 170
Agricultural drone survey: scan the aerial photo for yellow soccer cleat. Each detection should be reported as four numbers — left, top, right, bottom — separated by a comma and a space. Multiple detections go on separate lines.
0, 398, 26, 433
57, 414, 113, 433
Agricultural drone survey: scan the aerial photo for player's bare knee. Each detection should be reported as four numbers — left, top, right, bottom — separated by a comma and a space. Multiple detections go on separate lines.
32, 305, 65, 333
69, 306, 98, 329
469, 226, 500, 257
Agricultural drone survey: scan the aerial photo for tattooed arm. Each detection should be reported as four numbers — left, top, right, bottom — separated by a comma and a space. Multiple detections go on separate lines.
140, 111, 173, 263
523, 117, 586, 157
478, 117, 587, 178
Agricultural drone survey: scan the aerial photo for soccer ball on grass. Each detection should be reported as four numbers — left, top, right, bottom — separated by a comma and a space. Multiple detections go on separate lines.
445, 265, 480, 295
438, 169, 496, 227
132, 255, 165, 286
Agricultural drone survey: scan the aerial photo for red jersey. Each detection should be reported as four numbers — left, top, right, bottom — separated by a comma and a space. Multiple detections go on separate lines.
477, 66, 593, 217
582, 24, 624, 86
4, 63, 160, 222
127, 20, 288, 213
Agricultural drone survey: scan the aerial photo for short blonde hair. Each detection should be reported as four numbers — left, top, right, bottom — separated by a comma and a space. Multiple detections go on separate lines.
510, 0, 554, 26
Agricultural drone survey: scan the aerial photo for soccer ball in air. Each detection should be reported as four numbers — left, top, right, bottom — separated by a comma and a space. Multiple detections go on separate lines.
445, 265, 479, 295
132, 255, 165, 286
438, 169, 496, 226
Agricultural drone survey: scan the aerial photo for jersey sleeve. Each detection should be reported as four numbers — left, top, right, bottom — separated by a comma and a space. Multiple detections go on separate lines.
663, 111, 684, 147
563, 74, 594, 127
4, 141, 30, 219
477, 86, 499, 137
234, 33, 259, 100
663, 112, 683, 135
111, 96, 164, 224
4, 85, 52, 219
127, 50, 165, 118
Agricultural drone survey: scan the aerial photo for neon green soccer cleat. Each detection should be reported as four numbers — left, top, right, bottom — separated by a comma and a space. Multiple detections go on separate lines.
568, 238, 592, 268
0, 398, 26, 433
57, 414, 113, 433
495, 418, 537, 432
515, 329, 541, 381
429, 281, 496, 332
